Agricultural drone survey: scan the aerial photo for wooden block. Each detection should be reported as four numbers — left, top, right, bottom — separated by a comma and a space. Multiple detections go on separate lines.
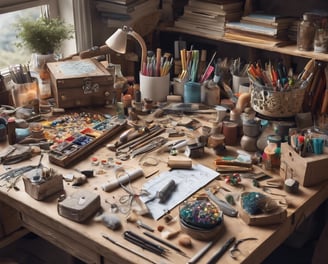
58, 190, 100, 223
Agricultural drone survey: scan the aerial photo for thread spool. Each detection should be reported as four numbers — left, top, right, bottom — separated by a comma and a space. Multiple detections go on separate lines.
184, 81, 201, 103
222, 121, 238, 146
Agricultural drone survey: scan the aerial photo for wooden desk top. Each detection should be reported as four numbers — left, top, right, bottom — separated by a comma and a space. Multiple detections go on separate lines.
1, 110, 328, 264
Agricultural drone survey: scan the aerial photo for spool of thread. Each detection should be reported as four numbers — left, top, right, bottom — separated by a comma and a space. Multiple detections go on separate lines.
101, 167, 144, 192
184, 81, 201, 103
222, 121, 238, 146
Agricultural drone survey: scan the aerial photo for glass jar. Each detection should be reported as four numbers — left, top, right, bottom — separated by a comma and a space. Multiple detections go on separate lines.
297, 13, 316, 51
314, 28, 328, 53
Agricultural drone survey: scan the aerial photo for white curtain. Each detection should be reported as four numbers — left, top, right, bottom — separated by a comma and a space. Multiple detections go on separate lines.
72, 0, 93, 52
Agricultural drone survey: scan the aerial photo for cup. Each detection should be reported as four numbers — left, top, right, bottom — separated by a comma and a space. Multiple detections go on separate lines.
232, 75, 249, 94
312, 138, 324, 154
222, 121, 238, 146
173, 77, 185, 97
215, 105, 228, 122
139, 73, 170, 102
184, 81, 201, 103
10, 78, 39, 108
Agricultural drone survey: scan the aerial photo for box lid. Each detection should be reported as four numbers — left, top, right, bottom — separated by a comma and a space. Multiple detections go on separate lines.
47, 58, 111, 80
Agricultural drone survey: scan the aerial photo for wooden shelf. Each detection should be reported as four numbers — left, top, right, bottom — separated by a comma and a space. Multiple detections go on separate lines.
160, 26, 328, 62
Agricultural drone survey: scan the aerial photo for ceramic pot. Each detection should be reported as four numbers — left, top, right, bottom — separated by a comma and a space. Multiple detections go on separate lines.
243, 119, 261, 137
240, 135, 258, 152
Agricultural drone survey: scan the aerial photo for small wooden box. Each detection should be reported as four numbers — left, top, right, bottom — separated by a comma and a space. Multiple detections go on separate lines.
280, 143, 328, 187
23, 169, 64, 201
57, 190, 100, 223
47, 59, 116, 108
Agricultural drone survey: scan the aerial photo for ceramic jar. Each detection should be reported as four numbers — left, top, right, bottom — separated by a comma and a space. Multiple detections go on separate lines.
243, 119, 261, 137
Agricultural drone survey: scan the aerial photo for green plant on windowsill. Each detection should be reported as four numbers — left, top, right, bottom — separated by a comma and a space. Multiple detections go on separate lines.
14, 15, 75, 55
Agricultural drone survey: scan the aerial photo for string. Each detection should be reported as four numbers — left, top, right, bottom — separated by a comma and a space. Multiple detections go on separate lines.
115, 167, 149, 214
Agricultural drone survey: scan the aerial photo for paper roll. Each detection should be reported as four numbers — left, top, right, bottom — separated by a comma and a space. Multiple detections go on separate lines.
101, 167, 144, 192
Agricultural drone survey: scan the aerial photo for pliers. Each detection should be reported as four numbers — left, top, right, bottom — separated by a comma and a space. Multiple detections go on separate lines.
230, 237, 258, 260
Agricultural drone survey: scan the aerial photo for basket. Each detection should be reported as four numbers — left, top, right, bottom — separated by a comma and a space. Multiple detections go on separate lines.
250, 82, 306, 118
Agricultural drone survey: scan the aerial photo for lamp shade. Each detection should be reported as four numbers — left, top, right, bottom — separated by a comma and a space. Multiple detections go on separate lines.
105, 28, 127, 54
105, 25, 147, 73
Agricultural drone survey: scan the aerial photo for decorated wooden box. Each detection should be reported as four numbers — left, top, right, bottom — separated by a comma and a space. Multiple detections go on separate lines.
47, 58, 117, 108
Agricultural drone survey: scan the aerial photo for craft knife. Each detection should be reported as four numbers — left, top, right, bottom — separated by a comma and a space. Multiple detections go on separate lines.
205, 189, 238, 217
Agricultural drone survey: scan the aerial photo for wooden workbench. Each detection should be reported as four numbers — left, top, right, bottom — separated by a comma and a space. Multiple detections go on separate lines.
0, 110, 328, 264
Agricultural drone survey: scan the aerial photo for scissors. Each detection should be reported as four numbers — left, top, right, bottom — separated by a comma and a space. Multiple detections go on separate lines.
229, 237, 258, 260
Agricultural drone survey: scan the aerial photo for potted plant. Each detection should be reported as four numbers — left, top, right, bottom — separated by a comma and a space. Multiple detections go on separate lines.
14, 14, 74, 69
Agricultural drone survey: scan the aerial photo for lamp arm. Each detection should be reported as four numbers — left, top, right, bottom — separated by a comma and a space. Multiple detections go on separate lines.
128, 30, 147, 72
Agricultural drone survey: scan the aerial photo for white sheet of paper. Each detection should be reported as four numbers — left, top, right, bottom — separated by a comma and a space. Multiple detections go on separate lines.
140, 164, 219, 220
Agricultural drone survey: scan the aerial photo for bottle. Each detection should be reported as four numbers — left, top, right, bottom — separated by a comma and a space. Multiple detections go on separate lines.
7, 117, 16, 145
39, 62, 52, 99
297, 13, 316, 51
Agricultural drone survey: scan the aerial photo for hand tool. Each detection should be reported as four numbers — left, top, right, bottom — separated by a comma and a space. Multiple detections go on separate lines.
229, 237, 258, 260
143, 231, 189, 258
102, 233, 157, 264
188, 239, 216, 264
206, 237, 236, 264
321, 65, 328, 114
130, 136, 167, 158
123, 230, 168, 256
205, 188, 238, 217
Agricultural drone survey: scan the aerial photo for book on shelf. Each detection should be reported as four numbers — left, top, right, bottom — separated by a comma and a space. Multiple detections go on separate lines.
240, 13, 296, 25
174, 20, 225, 37
239, 19, 292, 30
98, 0, 138, 5
95, 0, 158, 15
224, 31, 294, 47
188, 0, 243, 12
98, 0, 158, 20
104, 11, 160, 30
184, 5, 242, 21
225, 21, 284, 37
175, 19, 225, 32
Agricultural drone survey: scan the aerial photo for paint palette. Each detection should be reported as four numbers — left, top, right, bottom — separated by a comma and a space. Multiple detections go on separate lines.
47, 115, 127, 168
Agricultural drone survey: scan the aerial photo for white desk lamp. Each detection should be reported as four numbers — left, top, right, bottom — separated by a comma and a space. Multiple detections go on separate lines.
105, 25, 147, 73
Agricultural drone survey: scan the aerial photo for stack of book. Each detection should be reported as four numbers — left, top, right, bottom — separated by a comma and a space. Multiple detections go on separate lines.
174, 0, 244, 37
225, 13, 297, 46
95, 0, 160, 30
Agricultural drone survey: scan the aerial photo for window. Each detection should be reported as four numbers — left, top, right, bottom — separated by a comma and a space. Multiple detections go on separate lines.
0, 0, 90, 73
0, 6, 45, 69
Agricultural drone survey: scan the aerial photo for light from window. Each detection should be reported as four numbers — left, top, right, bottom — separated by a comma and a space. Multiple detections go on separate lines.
0, 6, 44, 71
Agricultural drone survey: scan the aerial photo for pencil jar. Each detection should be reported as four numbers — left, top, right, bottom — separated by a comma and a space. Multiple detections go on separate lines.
250, 82, 306, 118
9, 78, 39, 108
139, 73, 170, 102
184, 81, 201, 103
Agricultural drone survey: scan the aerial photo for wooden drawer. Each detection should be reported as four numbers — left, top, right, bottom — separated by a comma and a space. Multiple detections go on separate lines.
0, 202, 22, 239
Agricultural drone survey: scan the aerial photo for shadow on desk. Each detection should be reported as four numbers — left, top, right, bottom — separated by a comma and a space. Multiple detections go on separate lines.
0, 233, 83, 264
0, 203, 327, 264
